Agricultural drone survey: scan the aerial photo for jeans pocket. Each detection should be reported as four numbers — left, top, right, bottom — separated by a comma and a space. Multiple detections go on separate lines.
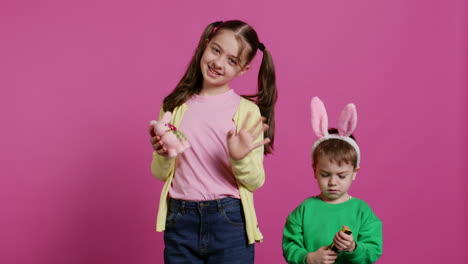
165, 210, 181, 228
221, 205, 245, 227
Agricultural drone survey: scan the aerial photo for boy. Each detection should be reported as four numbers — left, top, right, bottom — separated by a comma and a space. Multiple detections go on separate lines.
282, 97, 382, 264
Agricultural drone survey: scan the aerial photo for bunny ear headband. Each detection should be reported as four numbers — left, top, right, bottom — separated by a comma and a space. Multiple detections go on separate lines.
311, 96, 360, 166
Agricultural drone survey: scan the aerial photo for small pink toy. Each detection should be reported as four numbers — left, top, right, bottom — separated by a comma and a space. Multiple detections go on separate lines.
150, 112, 190, 158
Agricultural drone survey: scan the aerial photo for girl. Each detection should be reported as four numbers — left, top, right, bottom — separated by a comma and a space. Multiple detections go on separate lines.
149, 20, 277, 263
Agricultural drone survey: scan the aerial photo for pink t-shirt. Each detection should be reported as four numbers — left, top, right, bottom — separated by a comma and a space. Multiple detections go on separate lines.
169, 89, 241, 201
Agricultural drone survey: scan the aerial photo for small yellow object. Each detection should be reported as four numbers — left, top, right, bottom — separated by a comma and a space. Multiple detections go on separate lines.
329, 227, 352, 251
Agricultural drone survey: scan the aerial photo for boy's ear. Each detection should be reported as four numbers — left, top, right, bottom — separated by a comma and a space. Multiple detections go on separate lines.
237, 64, 250, 76
352, 167, 360, 180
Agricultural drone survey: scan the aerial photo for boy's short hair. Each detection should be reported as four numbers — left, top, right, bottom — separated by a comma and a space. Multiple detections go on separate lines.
312, 128, 358, 169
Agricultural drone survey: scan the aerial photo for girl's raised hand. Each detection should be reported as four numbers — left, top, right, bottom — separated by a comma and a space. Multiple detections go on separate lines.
227, 111, 270, 161
149, 125, 169, 157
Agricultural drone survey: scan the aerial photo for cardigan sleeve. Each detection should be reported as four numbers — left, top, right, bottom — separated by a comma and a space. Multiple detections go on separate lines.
150, 106, 176, 182
229, 100, 265, 191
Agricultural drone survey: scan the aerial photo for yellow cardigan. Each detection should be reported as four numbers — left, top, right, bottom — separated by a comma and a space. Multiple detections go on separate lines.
151, 97, 265, 244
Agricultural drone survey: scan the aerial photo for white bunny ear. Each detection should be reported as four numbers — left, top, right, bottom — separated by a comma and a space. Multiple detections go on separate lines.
162, 112, 172, 123
338, 103, 357, 136
311, 97, 329, 138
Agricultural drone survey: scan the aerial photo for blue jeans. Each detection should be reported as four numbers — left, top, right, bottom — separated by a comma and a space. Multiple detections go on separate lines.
164, 197, 254, 264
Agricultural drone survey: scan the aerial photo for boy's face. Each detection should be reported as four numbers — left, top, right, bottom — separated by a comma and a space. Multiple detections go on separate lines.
314, 156, 358, 204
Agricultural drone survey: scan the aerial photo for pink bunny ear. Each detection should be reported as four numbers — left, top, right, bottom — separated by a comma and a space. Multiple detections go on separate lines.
338, 103, 357, 136
311, 97, 329, 138
162, 112, 172, 123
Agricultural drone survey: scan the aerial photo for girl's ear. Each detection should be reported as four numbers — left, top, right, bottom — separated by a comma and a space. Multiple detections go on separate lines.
311, 96, 329, 138
338, 103, 357, 137
236, 64, 250, 77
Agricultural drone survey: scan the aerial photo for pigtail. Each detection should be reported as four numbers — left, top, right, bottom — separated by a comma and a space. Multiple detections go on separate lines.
162, 22, 220, 112
258, 49, 277, 154
244, 48, 277, 154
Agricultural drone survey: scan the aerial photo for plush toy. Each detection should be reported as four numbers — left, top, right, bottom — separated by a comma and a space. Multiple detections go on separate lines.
150, 112, 190, 158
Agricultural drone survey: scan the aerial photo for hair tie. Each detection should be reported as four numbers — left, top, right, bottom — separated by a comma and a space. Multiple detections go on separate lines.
213, 21, 223, 27
258, 43, 265, 51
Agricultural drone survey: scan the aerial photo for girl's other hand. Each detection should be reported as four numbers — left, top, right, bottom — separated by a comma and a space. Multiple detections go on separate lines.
149, 125, 169, 157
227, 111, 270, 161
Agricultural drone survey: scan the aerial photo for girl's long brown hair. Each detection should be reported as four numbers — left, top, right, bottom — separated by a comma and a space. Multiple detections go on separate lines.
162, 20, 278, 154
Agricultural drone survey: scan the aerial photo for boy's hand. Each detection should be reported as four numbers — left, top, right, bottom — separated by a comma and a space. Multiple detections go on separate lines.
332, 225, 356, 252
306, 246, 338, 264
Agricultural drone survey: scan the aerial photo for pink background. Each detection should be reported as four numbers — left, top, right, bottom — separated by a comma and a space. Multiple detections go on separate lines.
2, 0, 467, 263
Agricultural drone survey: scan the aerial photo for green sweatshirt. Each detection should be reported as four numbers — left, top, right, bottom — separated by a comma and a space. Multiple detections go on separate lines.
283, 197, 382, 264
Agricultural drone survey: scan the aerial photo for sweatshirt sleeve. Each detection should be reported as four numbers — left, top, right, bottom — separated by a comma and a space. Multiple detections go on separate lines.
150, 107, 176, 182
342, 206, 383, 263
282, 205, 309, 264
229, 102, 265, 191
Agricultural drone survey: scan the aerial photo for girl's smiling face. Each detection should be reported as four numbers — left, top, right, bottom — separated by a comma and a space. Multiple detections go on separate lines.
199, 29, 250, 94
314, 156, 358, 204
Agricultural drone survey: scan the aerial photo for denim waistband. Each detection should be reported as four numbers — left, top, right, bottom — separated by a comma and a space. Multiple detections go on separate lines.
169, 197, 241, 211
